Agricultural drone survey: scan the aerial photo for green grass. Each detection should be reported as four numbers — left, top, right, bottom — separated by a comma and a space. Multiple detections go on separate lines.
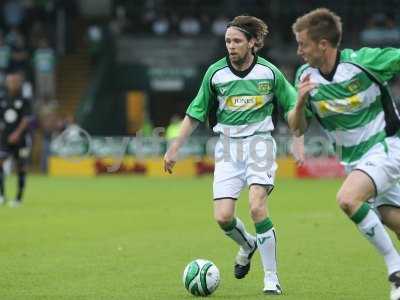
0, 175, 396, 299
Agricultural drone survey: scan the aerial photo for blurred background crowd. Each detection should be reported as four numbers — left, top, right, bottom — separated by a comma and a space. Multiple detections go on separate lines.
0, 0, 399, 173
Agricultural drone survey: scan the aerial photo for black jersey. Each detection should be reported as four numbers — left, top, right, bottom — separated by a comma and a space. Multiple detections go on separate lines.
0, 90, 31, 145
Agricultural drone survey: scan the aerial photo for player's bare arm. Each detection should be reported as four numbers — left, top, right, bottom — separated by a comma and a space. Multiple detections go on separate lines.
163, 115, 199, 174
287, 74, 315, 136
291, 135, 305, 165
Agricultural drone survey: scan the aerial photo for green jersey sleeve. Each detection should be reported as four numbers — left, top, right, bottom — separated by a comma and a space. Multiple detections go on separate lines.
272, 67, 297, 121
345, 47, 400, 82
186, 68, 215, 122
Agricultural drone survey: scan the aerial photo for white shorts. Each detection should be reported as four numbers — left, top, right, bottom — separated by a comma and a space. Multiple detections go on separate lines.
213, 134, 277, 200
345, 135, 400, 210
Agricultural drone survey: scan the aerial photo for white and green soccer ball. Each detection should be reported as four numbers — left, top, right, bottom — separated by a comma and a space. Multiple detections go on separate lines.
182, 259, 220, 297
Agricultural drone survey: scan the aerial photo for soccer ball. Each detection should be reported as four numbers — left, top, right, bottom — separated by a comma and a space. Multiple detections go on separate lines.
182, 259, 220, 296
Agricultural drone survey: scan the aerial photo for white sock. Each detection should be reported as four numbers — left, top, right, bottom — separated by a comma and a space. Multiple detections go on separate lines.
356, 207, 400, 275
223, 217, 255, 251
257, 228, 277, 273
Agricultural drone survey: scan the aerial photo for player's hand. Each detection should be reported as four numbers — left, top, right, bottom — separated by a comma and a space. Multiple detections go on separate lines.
164, 144, 178, 174
8, 132, 20, 144
291, 135, 305, 166
296, 74, 317, 109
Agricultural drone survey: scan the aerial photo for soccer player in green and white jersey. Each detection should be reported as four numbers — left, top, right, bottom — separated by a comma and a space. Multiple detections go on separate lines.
289, 8, 400, 300
164, 15, 300, 294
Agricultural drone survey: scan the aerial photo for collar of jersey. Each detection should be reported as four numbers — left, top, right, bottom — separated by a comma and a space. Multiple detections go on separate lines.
318, 50, 341, 81
226, 54, 258, 79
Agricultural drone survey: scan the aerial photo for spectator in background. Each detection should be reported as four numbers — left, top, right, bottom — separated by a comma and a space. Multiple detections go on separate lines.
199, 13, 211, 34
360, 13, 400, 46
0, 33, 11, 87
152, 14, 170, 35
21, 71, 33, 101
38, 101, 58, 172
179, 15, 201, 36
28, 20, 47, 50
212, 15, 229, 36
140, 7, 157, 33
10, 32, 30, 73
3, 0, 25, 29
109, 5, 130, 36
87, 24, 103, 64
33, 38, 56, 105
5, 27, 24, 48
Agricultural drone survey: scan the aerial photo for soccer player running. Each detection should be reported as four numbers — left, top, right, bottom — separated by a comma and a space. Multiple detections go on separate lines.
164, 15, 300, 294
0, 71, 32, 207
289, 8, 400, 300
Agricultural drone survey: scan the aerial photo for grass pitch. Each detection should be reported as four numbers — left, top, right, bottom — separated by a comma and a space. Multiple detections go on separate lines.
0, 175, 395, 299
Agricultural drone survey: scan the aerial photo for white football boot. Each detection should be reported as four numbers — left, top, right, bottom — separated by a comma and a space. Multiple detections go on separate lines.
263, 271, 282, 295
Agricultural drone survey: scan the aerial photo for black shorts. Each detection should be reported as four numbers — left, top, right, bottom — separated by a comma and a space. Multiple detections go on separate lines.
0, 135, 31, 161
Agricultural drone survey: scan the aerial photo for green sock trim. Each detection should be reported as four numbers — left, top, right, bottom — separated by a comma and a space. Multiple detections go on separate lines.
350, 203, 370, 224
220, 218, 237, 232
255, 218, 273, 234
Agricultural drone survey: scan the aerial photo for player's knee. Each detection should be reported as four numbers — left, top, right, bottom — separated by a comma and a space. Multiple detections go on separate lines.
249, 189, 266, 219
249, 200, 265, 221
214, 210, 233, 226
336, 191, 358, 215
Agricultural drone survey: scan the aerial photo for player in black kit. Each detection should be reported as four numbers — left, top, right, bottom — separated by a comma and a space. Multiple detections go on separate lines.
0, 71, 32, 207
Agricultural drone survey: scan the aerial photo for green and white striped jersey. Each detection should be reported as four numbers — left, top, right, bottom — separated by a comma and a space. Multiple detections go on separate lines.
186, 56, 296, 137
295, 47, 400, 165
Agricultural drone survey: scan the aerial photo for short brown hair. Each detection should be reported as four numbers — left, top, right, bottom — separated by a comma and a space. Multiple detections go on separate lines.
228, 15, 269, 52
292, 8, 342, 47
